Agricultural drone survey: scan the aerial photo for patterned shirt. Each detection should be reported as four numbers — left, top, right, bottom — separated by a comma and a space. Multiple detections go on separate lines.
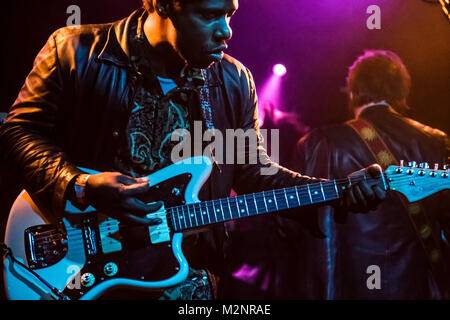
114, 14, 205, 178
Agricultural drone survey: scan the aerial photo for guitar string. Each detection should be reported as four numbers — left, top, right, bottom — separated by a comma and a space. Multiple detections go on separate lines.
30, 174, 448, 241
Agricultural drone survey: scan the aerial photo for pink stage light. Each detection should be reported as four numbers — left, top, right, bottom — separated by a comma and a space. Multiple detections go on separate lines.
273, 64, 287, 77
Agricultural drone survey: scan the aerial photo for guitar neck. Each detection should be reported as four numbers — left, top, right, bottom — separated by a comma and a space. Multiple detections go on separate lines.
167, 177, 374, 232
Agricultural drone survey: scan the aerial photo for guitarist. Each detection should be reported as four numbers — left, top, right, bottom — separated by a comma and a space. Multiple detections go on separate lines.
0, 0, 385, 299
296, 50, 450, 299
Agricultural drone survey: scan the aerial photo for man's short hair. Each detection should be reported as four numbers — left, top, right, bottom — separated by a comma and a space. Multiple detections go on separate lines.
346, 50, 411, 113
142, 0, 187, 13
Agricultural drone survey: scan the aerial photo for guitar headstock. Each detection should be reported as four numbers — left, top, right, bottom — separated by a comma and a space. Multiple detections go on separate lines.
385, 161, 449, 202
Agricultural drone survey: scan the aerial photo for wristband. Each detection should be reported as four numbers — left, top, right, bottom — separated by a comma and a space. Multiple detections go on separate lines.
74, 174, 90, 206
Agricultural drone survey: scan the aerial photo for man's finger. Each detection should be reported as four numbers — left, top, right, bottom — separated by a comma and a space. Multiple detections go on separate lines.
118, 174, 149, 185
359, 181, 376, 202
122, 197, 163, 215
373, 186, 386, 201
352, 185, 369, 213
366, 164, 383, 178
120, 181, 150, 196
123, 213, 162, 226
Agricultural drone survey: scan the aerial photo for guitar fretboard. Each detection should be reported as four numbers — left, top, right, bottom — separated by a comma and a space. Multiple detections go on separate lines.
168, 179, 348, 232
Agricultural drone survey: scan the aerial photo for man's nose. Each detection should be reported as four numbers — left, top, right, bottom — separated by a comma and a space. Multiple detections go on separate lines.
214, 17, 232, 42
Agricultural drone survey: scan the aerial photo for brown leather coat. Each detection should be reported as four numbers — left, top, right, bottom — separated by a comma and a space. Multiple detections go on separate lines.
296, 105, 450, 299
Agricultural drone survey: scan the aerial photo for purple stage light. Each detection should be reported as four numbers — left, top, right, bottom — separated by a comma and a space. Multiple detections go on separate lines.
273, 64, 287, 77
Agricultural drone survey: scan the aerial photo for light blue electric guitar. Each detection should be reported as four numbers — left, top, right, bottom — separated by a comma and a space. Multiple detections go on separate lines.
3, 157, 449, 300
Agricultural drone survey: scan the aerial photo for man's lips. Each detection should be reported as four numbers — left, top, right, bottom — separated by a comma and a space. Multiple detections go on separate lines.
206, 45, 228, 54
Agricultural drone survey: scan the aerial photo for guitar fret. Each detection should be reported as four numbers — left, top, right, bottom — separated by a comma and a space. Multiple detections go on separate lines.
212, 200, 219, 222
171, 208, 178, 231
285, 188, 299, 207
252, 193, 258, 214
228, 197, 241, 218
272, 190, 279, 210
237, 197, 248, 217
243, 196, 250, 216
227, 198, 233, 219
194, 203, 202, 226
203, 202, 211, 224
218, 200, 225, 221
187, 204, 197, 227
309, 183, 325, 203
181, 206, 189, 229
295, 186, 301, 206
274, 189, 288, 210
204, 202, 213, 224
262, 193, 269, 212
219, 200, 227, 221
198, 202, 205, 225
221, 199, 231, 221
283, 189, 290, 208
252, 193, 259, 214
334, 180, 339, 198
307, 184, 313, 203
235, 197, 241, 217
320, 182, 326, 201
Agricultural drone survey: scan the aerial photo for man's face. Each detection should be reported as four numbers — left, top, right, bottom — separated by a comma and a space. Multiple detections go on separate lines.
168, 0, 238, 68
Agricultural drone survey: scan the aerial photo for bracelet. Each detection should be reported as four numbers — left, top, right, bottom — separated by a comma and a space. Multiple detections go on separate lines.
74, 174, 90, 205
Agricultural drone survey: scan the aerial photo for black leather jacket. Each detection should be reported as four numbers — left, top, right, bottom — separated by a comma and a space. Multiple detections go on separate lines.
296, 105, 450, 299
0, 10, 318, 276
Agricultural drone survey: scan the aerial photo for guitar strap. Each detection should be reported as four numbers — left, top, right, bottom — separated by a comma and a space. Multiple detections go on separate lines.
347, 118, 449, 298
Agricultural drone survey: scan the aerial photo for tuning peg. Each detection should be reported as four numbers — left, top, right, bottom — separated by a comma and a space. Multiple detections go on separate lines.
399, 160, 405, 167
408, 161, 417, 168
419, 162, 429, 169
444, 164, 448, 170
434, 163, 439, 170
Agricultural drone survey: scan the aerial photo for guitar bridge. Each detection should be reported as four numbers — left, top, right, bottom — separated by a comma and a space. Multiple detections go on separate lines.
24, 224, 68, 269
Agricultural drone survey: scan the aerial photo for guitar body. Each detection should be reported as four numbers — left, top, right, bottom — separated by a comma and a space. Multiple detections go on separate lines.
3, 156, 213, 300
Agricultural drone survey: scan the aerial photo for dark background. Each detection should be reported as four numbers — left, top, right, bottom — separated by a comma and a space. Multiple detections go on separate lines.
0, 0, 449, 300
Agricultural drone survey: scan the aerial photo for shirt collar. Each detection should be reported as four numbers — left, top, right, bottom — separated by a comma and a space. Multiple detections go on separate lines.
355, 100, 391, 118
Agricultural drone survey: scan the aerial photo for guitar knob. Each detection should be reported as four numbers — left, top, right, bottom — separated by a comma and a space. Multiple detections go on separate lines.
408, 161, 417, 168
419, 163, 429, 169
80, 273, 95, 287
444, 164, 448, 170
104, 262, 118, 277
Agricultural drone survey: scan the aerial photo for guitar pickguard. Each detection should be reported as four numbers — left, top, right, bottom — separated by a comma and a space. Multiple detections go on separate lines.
60, 173, 192, 299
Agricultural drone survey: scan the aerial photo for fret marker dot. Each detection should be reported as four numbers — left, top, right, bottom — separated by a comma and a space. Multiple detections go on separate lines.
241, 209, 245, 213
290, 195, 294, 199
314, 191, 318, 195
216, 209, 220, 212
203, 212, 206, 215
268, 199, 272, 203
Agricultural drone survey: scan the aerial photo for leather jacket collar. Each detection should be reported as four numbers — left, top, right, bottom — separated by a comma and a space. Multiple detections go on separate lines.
96, 9, 222, 87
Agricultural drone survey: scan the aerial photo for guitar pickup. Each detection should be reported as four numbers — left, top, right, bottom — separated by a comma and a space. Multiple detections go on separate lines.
147, 205, 171, 244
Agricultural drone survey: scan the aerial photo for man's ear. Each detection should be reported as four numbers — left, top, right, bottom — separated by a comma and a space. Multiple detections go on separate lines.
155, 0, 170, 18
